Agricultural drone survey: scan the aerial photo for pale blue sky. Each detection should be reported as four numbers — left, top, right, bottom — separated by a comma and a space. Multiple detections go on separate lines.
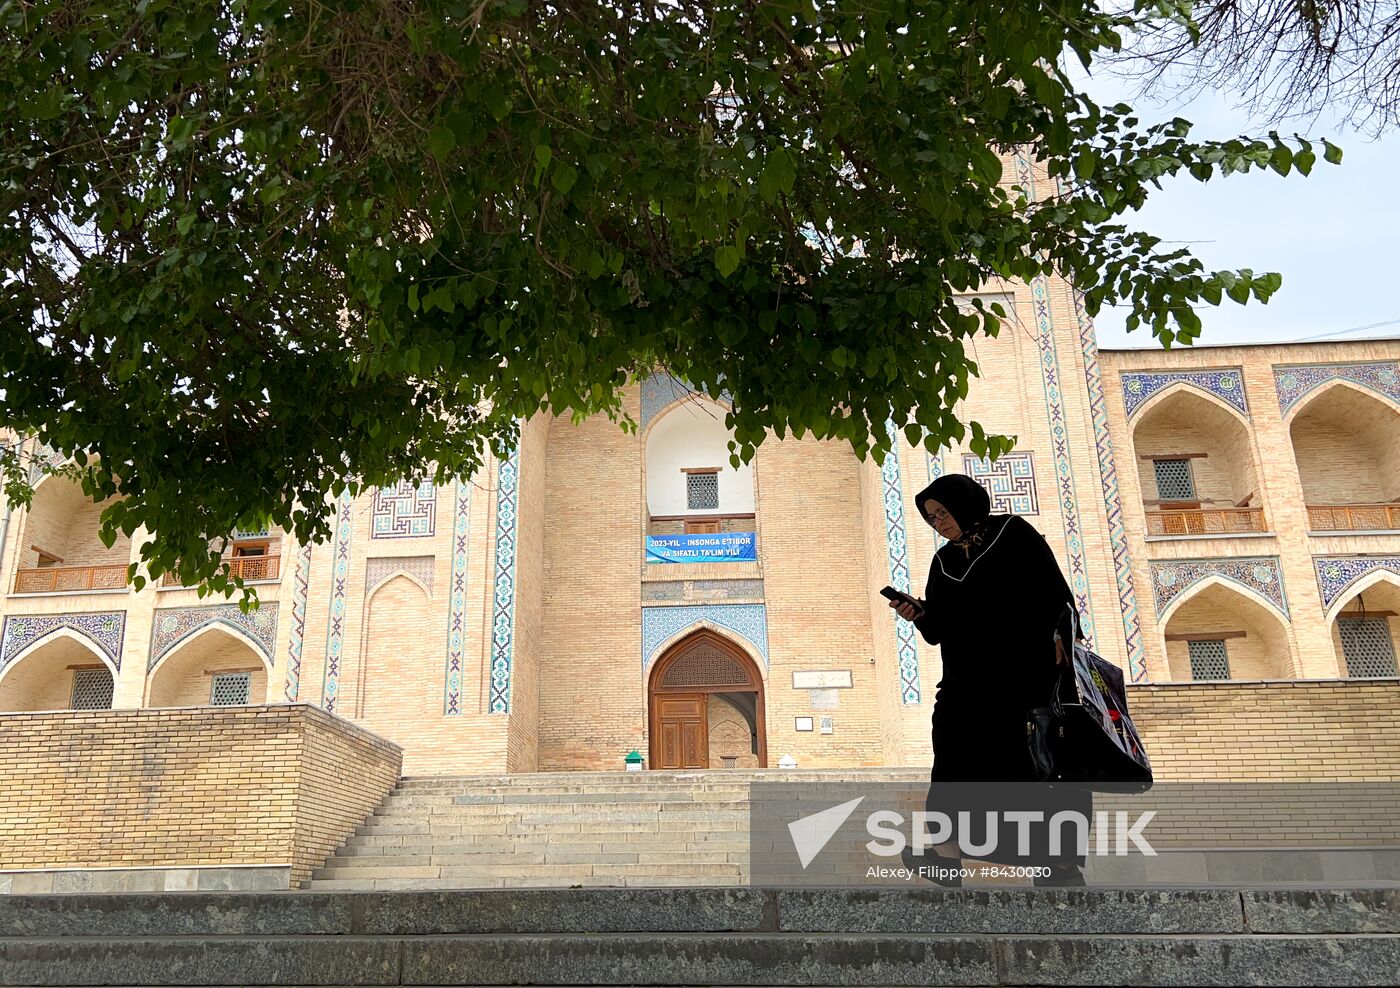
1070, 66, 1398, 350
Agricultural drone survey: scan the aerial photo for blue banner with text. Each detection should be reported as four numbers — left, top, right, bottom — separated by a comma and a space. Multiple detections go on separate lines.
645, 532, 757, 564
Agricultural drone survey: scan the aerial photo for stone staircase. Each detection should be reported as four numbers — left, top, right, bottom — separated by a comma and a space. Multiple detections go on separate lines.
2, 886, 1398, 985
307, 768, 926, 890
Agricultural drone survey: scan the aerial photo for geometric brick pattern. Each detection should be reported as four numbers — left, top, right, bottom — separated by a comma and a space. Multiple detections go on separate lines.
365, 556, 435, 597
1121, 367, 1250, 420
148, 603, 279, 671
1150, 557, 1289, 619
320, 491, 355, 714
962, 451, 1039, 515
283, 544, 313, 702
1274, 361, 1400, 416
0, 611, 126, 673
881, 419, 920, 705
641, 579, 765, 604
445, 477, 474, 715
641, 371, 734, 430
1071, 287, 1147, 680
641, 603, 770, 672
370, 480, 436, 539
1315, 556, 1400, 613
488, 444, 521, 714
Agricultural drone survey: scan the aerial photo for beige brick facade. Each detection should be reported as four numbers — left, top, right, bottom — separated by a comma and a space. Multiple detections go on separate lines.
4, 266, 1400, 779
0, 705, 400, 884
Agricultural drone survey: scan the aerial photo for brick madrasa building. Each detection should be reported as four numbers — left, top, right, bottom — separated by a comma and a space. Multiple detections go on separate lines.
4, 291, 1400, 782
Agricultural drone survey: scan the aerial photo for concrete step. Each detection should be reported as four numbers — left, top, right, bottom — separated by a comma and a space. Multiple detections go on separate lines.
2, 888, 1397, 986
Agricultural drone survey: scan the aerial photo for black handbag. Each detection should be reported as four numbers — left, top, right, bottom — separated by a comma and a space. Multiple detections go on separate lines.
1027, 605, 1153, 793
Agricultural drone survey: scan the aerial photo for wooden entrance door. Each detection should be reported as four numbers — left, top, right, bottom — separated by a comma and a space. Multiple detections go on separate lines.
648, 630, 767, 770
652, 693, 708, 769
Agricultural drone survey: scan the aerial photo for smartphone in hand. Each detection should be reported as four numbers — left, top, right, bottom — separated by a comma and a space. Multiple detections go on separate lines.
879, 586, 923, 617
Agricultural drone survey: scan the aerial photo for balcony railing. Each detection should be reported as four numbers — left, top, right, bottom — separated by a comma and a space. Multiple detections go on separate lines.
161, 554, 282, 587
1146, 507, 1267, 537
14, 564, 129, 594
1307, 503, 1400, 532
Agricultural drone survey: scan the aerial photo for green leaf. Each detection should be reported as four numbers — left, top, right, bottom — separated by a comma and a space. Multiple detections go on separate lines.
551, 162, 578, 196
1322, 139, 1343, 165
428, 125, 457, 159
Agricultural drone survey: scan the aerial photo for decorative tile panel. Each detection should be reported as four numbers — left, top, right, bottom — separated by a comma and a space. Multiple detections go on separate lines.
321, 490, 354, 713
1015, 152, 1096, 648
1070, 289, 1147, 681
1, 612, 125, 673
1274, 362, 1400, 415
371, 479, 437, 539
642, 604, 769, 671
962, 452, 1039, 515
640, 371, 733, 429
1121, 368, 1249, 420
282, 544, 312, 702
1315, 556, 1400, 612
26, 443, 64, 485
642, 579, 765, 603
1149, 557, 1288, 619
925, 448, 946, 552
366, 555, 435, 596
882, 419, 921, 704
149, 603, 279, 670
488, 442, 521, 713
445, 477, 473, 715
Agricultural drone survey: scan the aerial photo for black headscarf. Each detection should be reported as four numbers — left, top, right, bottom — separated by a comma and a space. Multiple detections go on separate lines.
915, 474, 996, 563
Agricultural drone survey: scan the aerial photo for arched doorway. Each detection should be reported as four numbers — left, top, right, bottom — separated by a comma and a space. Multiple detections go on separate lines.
648, 630, 766, 769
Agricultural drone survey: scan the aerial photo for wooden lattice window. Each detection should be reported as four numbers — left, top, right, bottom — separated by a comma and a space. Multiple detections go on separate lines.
686, 472, 719, 510
70, 667, 113, 710
1187, 640, 1230, 680
210, 672, 252, 706
1339, 618, 1399, 678
661, 643, 751, 688
1154, 459, 1196, 501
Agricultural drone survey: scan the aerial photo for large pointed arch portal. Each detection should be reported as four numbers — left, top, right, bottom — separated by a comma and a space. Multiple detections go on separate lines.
648, 630, 766, 770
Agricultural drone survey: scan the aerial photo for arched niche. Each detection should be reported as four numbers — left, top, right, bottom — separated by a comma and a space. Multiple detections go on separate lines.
146, 625, 270, 708
1289, 383, 1400, 532
14, 473, 130, 593
643, 396, 755, 536
1161, 579, 1295, 681
0, 631, 117, 712
648, 629, 766, 769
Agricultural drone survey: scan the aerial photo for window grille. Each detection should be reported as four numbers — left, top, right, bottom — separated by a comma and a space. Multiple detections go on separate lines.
1339, 618, 1399, 677
1187, 640, 1230, 680
1153, 459, 1196, 501
70, 668, 113, 710
686, 472, 719, 510
210, 672, 252, 706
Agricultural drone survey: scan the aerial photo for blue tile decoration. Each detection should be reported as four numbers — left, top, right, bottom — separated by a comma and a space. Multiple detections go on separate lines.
371, 479, 437, 539
1070, 287, 1147, 681
640, 370, 734, 430
642, 603, 769, 671
882, 419, 921, 704
489, 441, 521, 713
1121, 368, 1249, 421
1015, 152, 1096, 649
283, 544, 312, 702
149, 603, 279, 671
925, 448, 946, 552
1, 611, 125, 673
1315, 556, 1400, 612
1274, 362, 1400, 416
1150, 557, 1288, 619
26, 442, 63, 485
445, 477, 473, 715
963, 452, 1039, 515
321, 490, 354, 713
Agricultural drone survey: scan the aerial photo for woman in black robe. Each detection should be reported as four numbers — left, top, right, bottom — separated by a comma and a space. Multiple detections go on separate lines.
889, 473, 1091, 887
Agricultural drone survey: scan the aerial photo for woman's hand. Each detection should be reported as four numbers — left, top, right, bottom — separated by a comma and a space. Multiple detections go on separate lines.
889, 597, 925, 622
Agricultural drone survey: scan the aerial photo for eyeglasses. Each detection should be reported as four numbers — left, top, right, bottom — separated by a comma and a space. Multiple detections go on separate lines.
928, 508, 952, 524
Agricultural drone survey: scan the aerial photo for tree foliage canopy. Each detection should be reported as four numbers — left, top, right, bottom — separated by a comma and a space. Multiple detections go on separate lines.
0, 0, 1338, 599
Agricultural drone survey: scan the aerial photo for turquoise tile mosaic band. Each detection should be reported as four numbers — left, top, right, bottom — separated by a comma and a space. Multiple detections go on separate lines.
882, 419, 921, 704
149, 603, 279, 671
1275, 362, 1400, 415
1, 611, 125, 673
1015, 152, 1095, 649
1315, 556, 1400, 613
1121, 368, 1249, 420
642, 603, 769, 672
488, 442, 521, 714
445, 476, 473, 715
1150, 557, 1288, 620
1070, 287, 1147, 681
320, 490, 354, 714
283, 544, 312, 702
